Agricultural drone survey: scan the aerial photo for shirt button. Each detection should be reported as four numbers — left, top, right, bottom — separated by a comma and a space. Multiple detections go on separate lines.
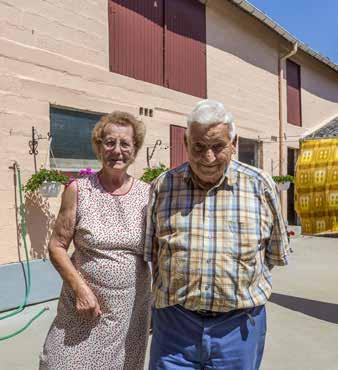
205, 285, 209, 291
206, 259, 211, 263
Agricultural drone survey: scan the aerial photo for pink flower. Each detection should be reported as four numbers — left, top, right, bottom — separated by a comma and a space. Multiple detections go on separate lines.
79, 168, 96, 177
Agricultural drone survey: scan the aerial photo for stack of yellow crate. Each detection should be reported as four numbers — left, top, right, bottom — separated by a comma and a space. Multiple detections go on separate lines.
295, 138, 338, 235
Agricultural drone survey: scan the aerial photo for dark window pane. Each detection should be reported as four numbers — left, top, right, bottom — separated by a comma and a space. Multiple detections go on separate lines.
238, 137, 259, 167
50, 107, 103, 169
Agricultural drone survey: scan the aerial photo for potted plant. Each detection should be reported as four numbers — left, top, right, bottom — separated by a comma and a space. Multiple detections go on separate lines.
140, 163, 169, 183
23, 168, 69, 197
272, 175, 294, 192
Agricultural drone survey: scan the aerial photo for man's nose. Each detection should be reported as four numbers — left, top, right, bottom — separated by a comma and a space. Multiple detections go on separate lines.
204, 149, 216, 163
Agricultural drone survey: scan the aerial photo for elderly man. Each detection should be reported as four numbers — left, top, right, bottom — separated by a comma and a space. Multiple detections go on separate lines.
145, 99, 289, 370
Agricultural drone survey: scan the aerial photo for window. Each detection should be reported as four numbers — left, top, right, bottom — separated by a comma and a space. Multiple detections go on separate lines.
170, 125, 188, 168
286, 60, 302, 126
50, 107, 103, 171
108, 0, 206, 98
238, 137, 260, 168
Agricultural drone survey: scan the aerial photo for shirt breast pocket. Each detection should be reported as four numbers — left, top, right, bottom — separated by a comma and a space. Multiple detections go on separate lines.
228, 219, 260, 261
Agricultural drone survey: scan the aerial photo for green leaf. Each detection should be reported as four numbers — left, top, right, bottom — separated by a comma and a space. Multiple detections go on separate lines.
140, 163, 169, 183
272, 175, 294, 184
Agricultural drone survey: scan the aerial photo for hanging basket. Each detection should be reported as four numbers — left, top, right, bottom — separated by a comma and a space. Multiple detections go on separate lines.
39, 181, 61, 198
276, 181, 290, 192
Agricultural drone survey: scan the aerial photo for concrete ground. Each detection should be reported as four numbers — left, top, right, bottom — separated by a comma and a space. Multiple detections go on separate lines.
0, 236, 337, 370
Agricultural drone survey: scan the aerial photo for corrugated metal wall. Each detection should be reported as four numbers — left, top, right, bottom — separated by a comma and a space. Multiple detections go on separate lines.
108, 0, 206, 98
108, 0, 164, 86
170, 125, 188, 168
286, 59, 302, 126
165, 0, 206, 98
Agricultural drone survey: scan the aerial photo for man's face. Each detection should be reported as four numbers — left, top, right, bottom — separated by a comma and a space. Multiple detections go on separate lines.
185, 122, 236, 187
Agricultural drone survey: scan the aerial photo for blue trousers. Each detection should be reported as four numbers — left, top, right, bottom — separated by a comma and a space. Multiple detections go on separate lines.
149, 305, 266, 370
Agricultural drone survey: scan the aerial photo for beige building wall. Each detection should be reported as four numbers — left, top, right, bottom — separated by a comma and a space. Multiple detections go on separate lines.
0, 0, 194, 264
207, 0, 281, 174
286, 50, 338, 145
0, 0, 337, 264
207, 0, 338, 175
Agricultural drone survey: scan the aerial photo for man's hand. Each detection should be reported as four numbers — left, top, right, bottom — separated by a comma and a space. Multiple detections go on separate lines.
75, 284, 102, 320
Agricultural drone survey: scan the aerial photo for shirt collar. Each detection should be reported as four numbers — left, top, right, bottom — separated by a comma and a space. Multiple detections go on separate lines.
183, 160, 238, 189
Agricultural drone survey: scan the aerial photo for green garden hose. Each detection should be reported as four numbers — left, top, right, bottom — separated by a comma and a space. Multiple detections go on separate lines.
0, 162, 48, 341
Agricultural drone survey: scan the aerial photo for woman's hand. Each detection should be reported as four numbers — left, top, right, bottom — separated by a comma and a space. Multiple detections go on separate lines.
75, 283, 102, 320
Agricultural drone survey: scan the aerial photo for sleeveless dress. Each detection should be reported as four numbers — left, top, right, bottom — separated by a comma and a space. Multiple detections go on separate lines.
40, 174, 152, 370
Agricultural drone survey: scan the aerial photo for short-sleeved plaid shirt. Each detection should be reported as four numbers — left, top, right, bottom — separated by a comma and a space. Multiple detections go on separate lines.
145, 160, 289, 312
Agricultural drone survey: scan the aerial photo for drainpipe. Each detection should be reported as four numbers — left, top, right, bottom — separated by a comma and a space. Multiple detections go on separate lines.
278, 42, 298, 176
278, 42, 298, 218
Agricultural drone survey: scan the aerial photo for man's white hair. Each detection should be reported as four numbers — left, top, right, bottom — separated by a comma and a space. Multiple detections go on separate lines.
187, 99, 236, 141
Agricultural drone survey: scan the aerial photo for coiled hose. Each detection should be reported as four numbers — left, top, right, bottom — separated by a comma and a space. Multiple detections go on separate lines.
0, 163, 48, 341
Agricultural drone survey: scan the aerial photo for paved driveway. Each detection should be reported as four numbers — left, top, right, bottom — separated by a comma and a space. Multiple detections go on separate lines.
0, 236, 337, 370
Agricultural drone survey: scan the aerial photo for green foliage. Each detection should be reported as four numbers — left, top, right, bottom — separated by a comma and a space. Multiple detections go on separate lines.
23, 168, 69, 193
140, 163, 169, 183
272, 175, 294, 184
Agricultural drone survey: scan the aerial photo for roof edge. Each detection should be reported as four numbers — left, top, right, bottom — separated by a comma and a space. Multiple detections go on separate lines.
301, 116, 338, 140
226, 0, 338, 73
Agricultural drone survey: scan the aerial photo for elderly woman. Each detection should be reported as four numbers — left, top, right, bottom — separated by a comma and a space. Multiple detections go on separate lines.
40, 112, 151, 370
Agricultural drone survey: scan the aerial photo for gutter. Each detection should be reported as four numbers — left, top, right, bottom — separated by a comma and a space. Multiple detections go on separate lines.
276, 42, 298, 217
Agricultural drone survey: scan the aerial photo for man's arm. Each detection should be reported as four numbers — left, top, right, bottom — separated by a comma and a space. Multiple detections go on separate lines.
263, 177, 290, 268
144, 181, 159, 267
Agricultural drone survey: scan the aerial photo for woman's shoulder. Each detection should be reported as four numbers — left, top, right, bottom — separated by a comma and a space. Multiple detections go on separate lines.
76, 173, 97, 187
133, 178, 151, 197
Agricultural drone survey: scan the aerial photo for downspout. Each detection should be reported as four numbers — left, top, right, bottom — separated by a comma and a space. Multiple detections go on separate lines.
278, 42, 298, 217
278, 42, 298, 176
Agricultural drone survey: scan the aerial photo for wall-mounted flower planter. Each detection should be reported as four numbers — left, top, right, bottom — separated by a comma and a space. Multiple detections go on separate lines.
276, 181, 290, 192
39, 181, 61, 198
23, 168, 69, 197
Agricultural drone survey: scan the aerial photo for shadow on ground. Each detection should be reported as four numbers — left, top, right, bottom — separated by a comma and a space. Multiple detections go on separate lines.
270, 293, 338, 324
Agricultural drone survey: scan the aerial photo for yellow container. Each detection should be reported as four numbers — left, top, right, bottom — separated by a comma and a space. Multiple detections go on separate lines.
295, 138, 338, 234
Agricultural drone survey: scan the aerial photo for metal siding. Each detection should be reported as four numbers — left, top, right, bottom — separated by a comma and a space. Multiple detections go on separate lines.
108, 0, 164, 86
165, 0, 206, 98
286, 60, 302, 126
170, 125, 188, 168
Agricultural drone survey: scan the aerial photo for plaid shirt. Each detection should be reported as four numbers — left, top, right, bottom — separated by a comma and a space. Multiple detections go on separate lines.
144, 160, 289, 312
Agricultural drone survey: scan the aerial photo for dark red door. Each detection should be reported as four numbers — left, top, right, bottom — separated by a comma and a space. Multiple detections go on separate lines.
165, 0, 206, 98
170, 125, 188, 168
108, 0, 164, 86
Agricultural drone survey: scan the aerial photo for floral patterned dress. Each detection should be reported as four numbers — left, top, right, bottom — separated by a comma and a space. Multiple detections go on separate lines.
40, 174, 151, 370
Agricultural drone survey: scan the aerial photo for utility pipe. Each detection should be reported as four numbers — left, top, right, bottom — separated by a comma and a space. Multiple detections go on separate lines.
278, 42, 298, 217
278, 42, 298, 176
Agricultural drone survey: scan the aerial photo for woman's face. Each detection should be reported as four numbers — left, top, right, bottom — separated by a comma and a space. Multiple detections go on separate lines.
99, 123, 135, 172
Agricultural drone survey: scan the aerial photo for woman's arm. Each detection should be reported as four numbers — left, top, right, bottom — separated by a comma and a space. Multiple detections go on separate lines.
49, 181, 102, 320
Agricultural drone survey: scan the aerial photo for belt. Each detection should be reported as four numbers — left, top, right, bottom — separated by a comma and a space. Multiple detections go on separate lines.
194, 310, 224, 317
179, 306, 257, 325
182, 307, 224, 318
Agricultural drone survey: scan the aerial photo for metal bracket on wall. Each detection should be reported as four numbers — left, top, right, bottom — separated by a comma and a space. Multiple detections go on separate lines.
28, 126, 51, 173
146, 139, 162, 167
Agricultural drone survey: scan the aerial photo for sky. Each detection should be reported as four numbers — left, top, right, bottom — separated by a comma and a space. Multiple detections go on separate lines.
248, 0, 338, 64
